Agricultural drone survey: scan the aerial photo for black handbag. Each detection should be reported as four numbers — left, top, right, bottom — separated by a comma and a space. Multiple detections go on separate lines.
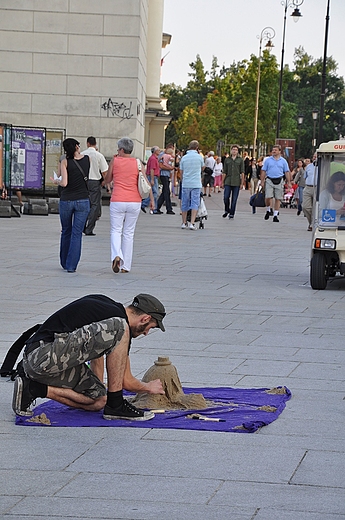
204, 167, 214, 175
249, 190, 265, 208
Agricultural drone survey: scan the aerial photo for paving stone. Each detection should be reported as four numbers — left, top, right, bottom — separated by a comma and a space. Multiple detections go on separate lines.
68, 438, 305, 484
4, 496, 253, 519
291, 450, 345, 488
54, 473, 220, 503
254, 510, 345, 520
209, 480, 345, 514
0, 469, 78, 496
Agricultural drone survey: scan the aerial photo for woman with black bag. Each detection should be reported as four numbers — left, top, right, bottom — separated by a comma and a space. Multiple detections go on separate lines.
53, 138, 90, 273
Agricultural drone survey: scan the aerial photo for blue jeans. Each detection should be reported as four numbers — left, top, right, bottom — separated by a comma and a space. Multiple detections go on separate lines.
142, 175, 158, 209
59, 199, 90, 271
223, 185, 240, 216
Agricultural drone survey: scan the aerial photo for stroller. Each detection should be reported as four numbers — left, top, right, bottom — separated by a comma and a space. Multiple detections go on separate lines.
281, 183, 297, 209
187, 192, 208, 229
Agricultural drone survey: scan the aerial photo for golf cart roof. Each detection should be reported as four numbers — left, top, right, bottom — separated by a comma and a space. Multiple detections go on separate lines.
317, 140, 345, 153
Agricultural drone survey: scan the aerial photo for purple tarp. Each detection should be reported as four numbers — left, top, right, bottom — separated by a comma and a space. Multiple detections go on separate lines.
16, 386, 291, 433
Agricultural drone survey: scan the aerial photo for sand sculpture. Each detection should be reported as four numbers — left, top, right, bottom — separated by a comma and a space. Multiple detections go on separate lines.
131, 356, 208, 410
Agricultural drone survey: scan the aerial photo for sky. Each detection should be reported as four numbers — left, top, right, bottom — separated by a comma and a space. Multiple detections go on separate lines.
161, 0, 345, 92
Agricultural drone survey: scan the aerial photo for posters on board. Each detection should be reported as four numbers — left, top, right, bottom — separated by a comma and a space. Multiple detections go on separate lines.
0, 126, 3, 191
45, 131, 64, 187
11, 128, 45, 189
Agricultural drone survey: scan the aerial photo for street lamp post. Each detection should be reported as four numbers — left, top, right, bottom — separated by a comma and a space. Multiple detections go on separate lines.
297, 114, 304, 155
318, 0, 331, 146
276, 0, 304, 139
253, 27, 275, 159
312, 109, 319, 153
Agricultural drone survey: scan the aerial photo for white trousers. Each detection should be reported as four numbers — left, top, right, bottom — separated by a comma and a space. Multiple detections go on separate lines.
110, 202, 141, 272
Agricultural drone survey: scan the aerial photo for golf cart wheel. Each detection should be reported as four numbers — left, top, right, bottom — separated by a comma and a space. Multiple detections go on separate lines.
310, 253, 328, 290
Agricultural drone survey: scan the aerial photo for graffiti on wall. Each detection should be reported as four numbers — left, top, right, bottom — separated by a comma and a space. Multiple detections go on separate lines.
101, 98, 134, 121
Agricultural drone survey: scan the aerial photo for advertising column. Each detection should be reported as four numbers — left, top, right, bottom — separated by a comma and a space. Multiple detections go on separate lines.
275, 138, 296, 172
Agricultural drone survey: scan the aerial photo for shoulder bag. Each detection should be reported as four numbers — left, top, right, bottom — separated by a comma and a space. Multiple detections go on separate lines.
72, 158, 90, 200
137, 158, 151, 199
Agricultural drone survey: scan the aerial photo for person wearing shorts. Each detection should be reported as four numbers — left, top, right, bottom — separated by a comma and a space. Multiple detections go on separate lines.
179, 140, 204, 231
12, 293, 166, 421
203, 151, 216, 197
261, 145, 291, 223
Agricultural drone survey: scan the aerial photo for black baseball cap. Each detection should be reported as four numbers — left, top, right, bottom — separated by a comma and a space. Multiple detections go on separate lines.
132, 294, 166, 332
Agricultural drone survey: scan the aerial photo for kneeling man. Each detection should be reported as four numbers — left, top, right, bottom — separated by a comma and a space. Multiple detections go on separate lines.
12, 293, 166, 421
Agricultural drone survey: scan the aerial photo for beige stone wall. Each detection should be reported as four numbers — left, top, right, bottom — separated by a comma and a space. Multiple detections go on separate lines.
0, 0, 151, 159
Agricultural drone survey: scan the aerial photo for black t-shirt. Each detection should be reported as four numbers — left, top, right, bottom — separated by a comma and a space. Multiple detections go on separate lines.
60, 156, 90, 201
25, 294, 130, 349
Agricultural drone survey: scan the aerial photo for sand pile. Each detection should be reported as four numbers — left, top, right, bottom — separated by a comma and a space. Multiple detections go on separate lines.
131, 356, 207, 410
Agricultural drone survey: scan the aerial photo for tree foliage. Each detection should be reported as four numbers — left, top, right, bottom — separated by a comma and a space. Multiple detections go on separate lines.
161, 47, 345, 158
285, 47, 345, 157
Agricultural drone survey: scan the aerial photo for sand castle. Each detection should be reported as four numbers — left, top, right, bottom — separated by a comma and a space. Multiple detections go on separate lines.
131, 356, 208, 410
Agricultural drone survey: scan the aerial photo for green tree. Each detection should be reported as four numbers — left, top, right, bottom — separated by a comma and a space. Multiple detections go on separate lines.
161, 48, 345, 158
170, 52, 284, 154
285, 47, 345, 157
161, 55, 216, 146
160, 83, 187, 145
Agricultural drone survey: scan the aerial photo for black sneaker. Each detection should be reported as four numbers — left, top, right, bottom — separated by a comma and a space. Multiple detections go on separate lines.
269, 208, 274, 216
103, 399, 155, 421
273, 215, 279, 222
264, 211, 270, 220
12, 374, 36, 416
166, 210, 175, 215
222, 212, 228, 218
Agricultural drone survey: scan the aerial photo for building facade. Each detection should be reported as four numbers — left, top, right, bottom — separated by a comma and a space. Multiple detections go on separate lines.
0, 0, 170, 163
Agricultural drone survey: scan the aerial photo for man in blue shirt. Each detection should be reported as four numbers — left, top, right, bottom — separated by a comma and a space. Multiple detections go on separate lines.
260, 145, 291, 222
179, 140, 204, 230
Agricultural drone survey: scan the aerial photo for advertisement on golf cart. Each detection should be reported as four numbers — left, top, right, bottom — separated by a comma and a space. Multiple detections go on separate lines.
11, 128, 45, 190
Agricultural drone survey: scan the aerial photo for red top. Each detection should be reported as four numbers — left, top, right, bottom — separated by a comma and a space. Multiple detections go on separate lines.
110, 156, 141, 203
146, 153, 160, 176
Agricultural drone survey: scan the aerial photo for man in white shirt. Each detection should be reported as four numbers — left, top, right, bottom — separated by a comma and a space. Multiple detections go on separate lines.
203, 151, 216, 197
302, 153, 317, 231
82, 137, 108, 235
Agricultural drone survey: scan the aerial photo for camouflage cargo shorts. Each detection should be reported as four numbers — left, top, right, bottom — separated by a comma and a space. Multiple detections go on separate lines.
23, 317, 127, 399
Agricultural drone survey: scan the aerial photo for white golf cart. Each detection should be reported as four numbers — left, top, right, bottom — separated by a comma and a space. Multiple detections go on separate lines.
310, 139, 345, 289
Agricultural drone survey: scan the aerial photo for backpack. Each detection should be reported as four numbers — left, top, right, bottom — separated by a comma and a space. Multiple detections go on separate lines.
0, 324, 41, 378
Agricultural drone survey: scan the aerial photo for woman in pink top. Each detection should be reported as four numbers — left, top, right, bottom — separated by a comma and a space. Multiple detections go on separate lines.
104, 137, 153, 273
